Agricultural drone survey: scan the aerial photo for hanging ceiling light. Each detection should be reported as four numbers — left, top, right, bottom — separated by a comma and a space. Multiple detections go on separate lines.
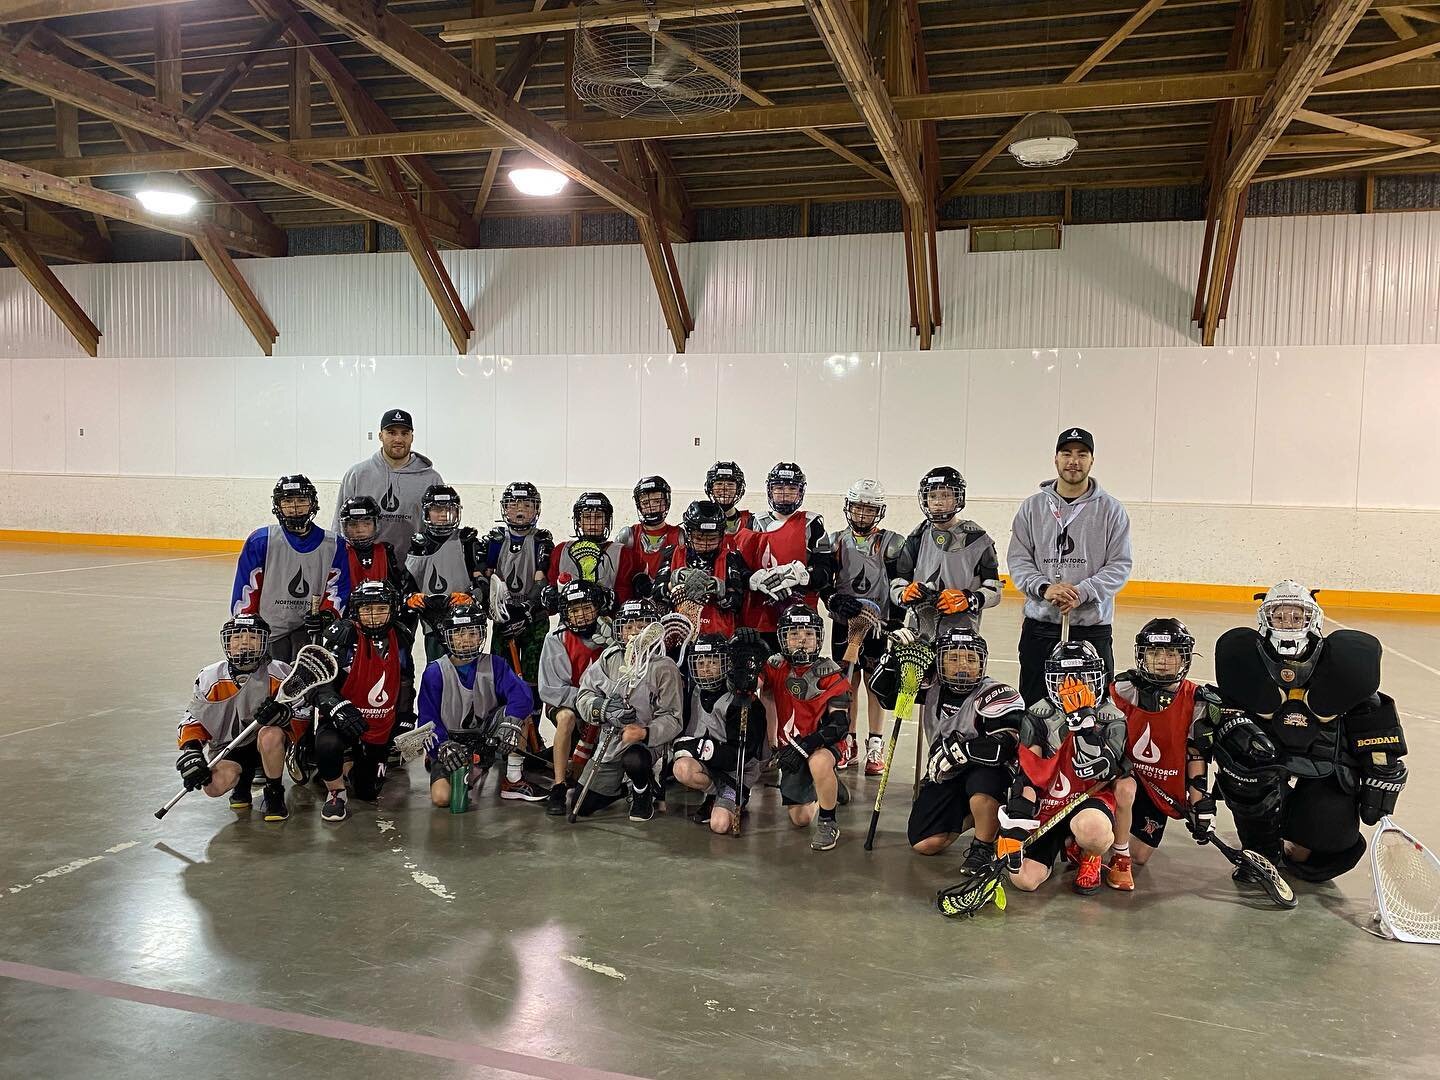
506, 152, 569, 197
134, 172, 197, 215
1007, 112, 1078, 168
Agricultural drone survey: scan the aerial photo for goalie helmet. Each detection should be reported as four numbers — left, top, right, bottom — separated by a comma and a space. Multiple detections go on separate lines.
937, 626, 988, 696
421, 484, 462, 540
681, 500, 727, 557
688, 633, 731, 691
633, 475, 672, 526
272, 474, 319, 534
704, 461, 746, 509
500, 481, 541, 529
1043, 640, 1107, 709
1134, 617, 1195, 687
615, 597, 660, 643
558, 580, 603, 634
572, 491, 614, 540
1257, 580, 1324, 659
766, 462, 806, 516
222, 613, 271, 676
844, 478, 886, 535
439, 605, 487, 665
777, 605, 822, 665
918, 466, 965, 524
347, 579, 397, 638
338, 495, 380, 551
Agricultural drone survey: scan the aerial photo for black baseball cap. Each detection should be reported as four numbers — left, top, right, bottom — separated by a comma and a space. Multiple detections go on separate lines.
1056, 427, 1094, 453
380, 408, 413, 431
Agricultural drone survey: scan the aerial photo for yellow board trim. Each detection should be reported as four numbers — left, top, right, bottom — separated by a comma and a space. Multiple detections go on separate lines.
3, 529, 1438, 613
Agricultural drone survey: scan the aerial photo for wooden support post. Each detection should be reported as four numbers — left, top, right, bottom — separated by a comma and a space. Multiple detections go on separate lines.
289, 46, 311, 141
0, 217, 100, 355
53, 100, 80, 157
1363, 172, 1376, 212
154, 6, 182, 109
617, 142, 688, 352
191, 224, 279, 354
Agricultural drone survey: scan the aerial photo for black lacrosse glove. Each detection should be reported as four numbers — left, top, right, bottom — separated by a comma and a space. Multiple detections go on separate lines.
326, 700, 366, 743
253, 697, 291, 728
176, 741, 211, 791
435, 740, 470, 775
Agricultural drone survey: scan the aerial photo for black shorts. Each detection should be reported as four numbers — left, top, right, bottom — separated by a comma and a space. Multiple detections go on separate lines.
829, 618, 888, 675
907, 765, 1009, 845
779, 745, 843, 805
1130, 781, 1171, 847
1023, 799, 1115, 868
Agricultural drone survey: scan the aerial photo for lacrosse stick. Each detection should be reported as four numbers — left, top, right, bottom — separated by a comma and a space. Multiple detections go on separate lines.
661, 607, 700, 666
864, 638, 936, 851
1366, 816, 1440, 943
730, 697, 752, 837
936, 780, 1105, 918
1202, 828, 1297, 909
568, 620, 669, 824
391, 721, 436, 765
570, 539, 603, 582
155, 644, 338, 820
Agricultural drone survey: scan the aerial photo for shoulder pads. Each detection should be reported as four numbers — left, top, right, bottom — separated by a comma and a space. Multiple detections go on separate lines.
765, 656, 786, 672
534, 527, 554, 542
484, 524, 505, 543
975, 681, 1024, 718
407, 533, 426, 555
1195, 684, 1223, 707
1214, 626, 1285, 713
957, 519, 990, 540
882, 530, 906, 559
811, 657, 843, 680
1308, 630, 1382, 716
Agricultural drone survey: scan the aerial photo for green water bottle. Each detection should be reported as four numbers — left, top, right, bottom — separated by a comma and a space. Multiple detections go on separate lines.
449, 767, 469, 813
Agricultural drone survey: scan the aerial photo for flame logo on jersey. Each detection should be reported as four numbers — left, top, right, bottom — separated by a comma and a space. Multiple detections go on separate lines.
287, 567, 309, 598
1050, 771, 1071, 799
427, 566, 448, 592
505, 565, 526, 594
368, 672, 389, 709
380, 486, 400, 513
851, 567, 872, 593
1132, 723, 1162, 764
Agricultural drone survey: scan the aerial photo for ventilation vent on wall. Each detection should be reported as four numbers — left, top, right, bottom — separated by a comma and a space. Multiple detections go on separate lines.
969, 223, 1062, 253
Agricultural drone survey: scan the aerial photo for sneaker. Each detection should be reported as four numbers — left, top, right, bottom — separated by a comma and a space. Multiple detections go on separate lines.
262, 782, 289, 822
1073, 852, 1103, 894
545, 782, 570, 816
864, 737, 885, 777
838, 733, 858, 770
691, 795, 715, 825
228, 780, 252, 812
629, 783, 657, 822
960, 838, 997, 875
321, 792, 349, 823
811, 817, 840, 851
499, 778, 548, 802
1106, 853, 1135, 891
1062, 837, 1081, 867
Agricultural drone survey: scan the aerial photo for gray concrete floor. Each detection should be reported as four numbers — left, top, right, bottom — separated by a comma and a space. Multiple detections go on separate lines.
2, 542, 1439, 1080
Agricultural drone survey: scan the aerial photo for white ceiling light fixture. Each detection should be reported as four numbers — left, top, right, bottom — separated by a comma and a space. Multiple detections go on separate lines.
506, 152, 569, 197
1007, 112, 1078, 167
134, 172, 198, 215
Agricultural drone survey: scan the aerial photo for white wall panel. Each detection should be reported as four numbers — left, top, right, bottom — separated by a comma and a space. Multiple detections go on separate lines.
715, 353, 798, 473
495, 353, 567, 487
232, 353, 298, 477
426, 353, 497, 486
10, 357, 65, 473
1057, 348, 1158, 503
64, 356, 119, 475
117, 356, 175, 476
358, 354, 426, 467
566, 353, 642, 488
1252, 347, 1365, 507
638, 352, 717, 484
1153, 347, 1258, 504
0, 266, 97, 358
295, 356, 362, 484
966, 349, 1061, 498
795, 352, 881, 493
877, 350, 969, 497
174, 355, 236, 477
1357, 345, 1440, 509
0, 358, 11, 471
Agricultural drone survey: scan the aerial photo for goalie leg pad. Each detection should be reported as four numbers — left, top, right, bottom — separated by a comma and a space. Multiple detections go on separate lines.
1280, 774, 1365, 882
1284, 835, 1367, 883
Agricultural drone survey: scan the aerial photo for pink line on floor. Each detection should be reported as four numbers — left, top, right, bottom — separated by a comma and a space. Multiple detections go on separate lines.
0, 959, 648, 1080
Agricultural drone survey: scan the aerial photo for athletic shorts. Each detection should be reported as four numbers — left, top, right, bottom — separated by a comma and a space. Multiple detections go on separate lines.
779, 745, 844, 805
1130, 780, 1172, 847
907, 765, 1009, 845
1023, 798, 1115, 869
829, 618, 888, 674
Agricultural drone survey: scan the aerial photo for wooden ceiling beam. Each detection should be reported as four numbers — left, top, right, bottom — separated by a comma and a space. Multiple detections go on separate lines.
440, 0, 805, 41
1261, 137, 1440, 177
1318, 23, 1440, 81
0, 0, 203, 21
191, 223, 278, 354
185, 21, 287, 126
1294, 105, 1435, 145
617, 140, 690, 353
0, 214, 100, 354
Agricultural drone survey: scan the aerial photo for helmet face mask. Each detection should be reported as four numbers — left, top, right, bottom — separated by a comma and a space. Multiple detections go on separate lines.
938, 629, 987, 694
633, 476, 672, 527
681, 500, 727, 557
272, 475, 319, 534
705, 462, 745, 510
1133, 618, 1194, 685
222, 616, 270, 675
573, 493, 614, 540
688, 636, 730, 690
1043, 641, 1107, 707
1257, 580, 1324, 658
356, 603, 393, 634
844, 500, 883, 534
560, 583, 601, 635
422, 486, 462, 540
918, 467, 966, 525
501, 482, 540, 529
348, 581, 397, 638
766, 463, 806, 516
615, 599, 659, 644
441, 611, 486, 664
778, 608, 821, 665
341, 515, 377, 547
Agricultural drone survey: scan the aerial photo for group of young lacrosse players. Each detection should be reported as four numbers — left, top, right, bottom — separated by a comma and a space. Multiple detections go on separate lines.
174, 428, 1410, 909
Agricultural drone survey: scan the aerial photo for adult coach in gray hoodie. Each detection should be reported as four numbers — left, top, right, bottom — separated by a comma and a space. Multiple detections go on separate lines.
334, 409, 444, 555
1007, 427, 1133, 704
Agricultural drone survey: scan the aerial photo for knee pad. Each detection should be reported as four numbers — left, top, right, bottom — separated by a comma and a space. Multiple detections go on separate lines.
619, 744, 653, 787
1285, 835, 1366, 883
314, 727, 347, 782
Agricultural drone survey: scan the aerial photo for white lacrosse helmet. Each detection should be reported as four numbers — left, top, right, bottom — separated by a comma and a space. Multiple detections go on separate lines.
1257, 579, 1324, 658
844, 479, 886, 532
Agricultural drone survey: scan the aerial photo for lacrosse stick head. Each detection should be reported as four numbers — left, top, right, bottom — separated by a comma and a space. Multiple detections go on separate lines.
661, 609, 699, 663
937, 866, 1007, 918
277, 644, 339, 703
893, 639, 937, 719
392, 721, 438, 764
616, 618, 668, 698
1370, 816, 1440, 943
840, 599, 883, 664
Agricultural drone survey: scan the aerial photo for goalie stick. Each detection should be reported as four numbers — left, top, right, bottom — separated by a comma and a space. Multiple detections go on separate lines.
1203, 828, 1297, 910
155, 643, 339, 820
1367, 815, 1440, 943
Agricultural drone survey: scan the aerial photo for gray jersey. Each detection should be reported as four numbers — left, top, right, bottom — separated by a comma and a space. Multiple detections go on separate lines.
891, 519, 1002, 637
406, 533, 471, 596
180, 659, 292, 747
1007, 478, 1133, 627
258, 524, 339, 635
685, 686, 766, 786
826, 527, 902, 611
537, 629, 601, 712
576, 642, 684, 763
554, 540, 622, 594
435, 656, 503, 737
489, 528, 547, 604
333, 450, 443, 555
922, 676, 1024, 750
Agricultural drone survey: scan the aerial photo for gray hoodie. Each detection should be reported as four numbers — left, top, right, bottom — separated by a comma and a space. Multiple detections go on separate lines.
333, 450, 444, 556
1007, 478, 1133, 627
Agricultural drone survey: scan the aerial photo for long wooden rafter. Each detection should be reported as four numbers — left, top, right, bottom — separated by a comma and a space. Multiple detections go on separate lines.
0, 214, 100, 354
617, 141, 690, 353
439, 0, 805, 41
